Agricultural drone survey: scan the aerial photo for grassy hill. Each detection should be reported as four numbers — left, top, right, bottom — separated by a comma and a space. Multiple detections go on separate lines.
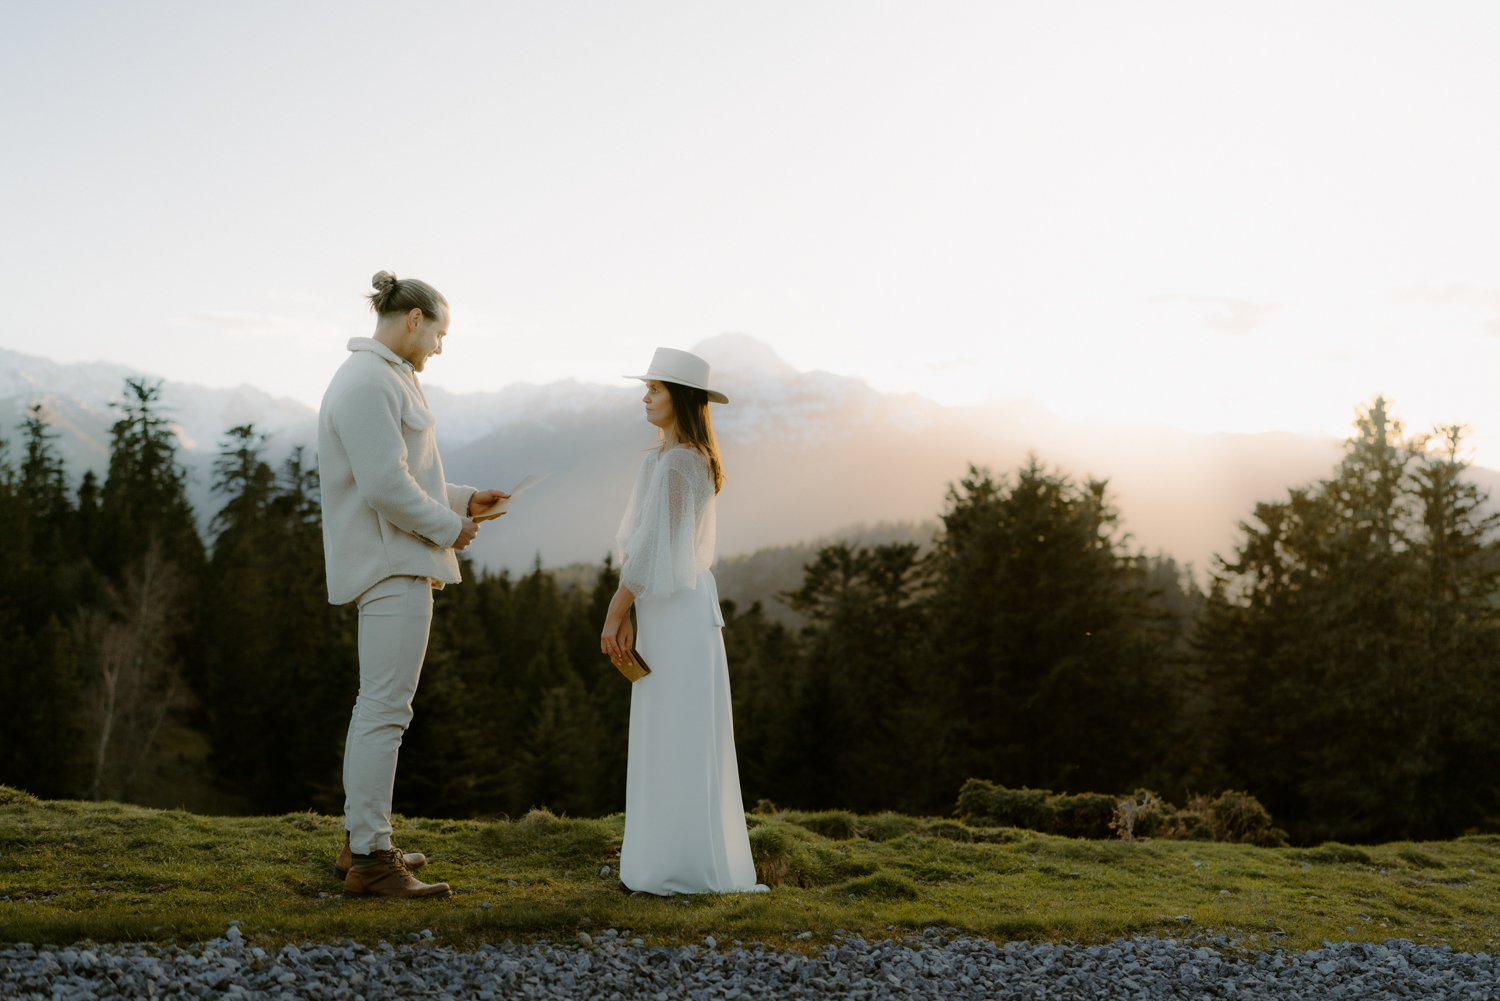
1, 788, 1497, 954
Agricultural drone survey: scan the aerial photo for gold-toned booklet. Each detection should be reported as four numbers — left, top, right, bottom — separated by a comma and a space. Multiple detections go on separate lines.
615, 647, 652, 683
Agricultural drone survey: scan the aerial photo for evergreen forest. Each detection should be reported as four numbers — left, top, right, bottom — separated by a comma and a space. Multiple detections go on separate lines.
3, 379, 1498, 846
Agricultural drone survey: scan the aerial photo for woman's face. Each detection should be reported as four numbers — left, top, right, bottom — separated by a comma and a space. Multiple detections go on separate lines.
643, 380, 675, 431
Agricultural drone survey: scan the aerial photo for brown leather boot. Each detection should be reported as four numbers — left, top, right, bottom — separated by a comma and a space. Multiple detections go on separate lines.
335, 832, 428, 880
343, 848, 450, 899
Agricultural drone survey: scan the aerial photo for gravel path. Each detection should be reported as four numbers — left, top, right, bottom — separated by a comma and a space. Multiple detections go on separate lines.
2, 924, 1495, 1000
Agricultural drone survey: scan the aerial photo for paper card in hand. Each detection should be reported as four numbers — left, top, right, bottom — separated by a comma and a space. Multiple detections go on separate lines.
615, 647, 652, 683
473, 473, 550, 522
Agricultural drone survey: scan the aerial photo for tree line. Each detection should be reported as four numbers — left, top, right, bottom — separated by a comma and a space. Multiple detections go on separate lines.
2, 382, 1496, 844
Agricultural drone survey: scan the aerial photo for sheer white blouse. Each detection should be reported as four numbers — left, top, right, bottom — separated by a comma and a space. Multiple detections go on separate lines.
614, 445, 717, 601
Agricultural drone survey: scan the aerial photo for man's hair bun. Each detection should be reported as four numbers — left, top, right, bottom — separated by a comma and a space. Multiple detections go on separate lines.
365, 270, 447, 319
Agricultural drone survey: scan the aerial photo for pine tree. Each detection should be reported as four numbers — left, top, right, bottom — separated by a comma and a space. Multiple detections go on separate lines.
519, 668, 603, 817
19, 404, 73, 571
0, 614, 83, 797
1199, 399, 1500, 842
76, 470, 100, 560
925, 460, 1179, 802
721, 598, 802, 809
777, 542, 930, 812
96, 378, 203, 579
583, 556, 632, 815
0, 425, 86, 797
203, 431, 357, 813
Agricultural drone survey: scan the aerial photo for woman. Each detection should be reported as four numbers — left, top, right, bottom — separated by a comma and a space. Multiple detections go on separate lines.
601, 347, 763, 897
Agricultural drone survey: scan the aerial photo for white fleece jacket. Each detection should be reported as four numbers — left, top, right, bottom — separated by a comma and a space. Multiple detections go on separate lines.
318, 337, 476, 604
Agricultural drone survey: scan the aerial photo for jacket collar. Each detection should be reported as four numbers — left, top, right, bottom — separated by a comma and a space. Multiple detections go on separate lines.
347, 336, 413, 370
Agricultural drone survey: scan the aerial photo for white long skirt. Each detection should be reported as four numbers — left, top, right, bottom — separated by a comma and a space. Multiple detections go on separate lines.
619, 572, 758, 895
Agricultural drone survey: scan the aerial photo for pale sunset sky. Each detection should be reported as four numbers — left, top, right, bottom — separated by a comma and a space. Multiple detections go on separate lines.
3, 3, 1500, 458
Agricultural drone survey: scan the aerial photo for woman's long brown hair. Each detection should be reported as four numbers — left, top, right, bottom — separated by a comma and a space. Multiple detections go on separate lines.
664, 381, 725, 494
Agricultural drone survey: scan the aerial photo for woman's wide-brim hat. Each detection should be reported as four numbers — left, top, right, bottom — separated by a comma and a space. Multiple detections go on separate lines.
627, 347, 729, 404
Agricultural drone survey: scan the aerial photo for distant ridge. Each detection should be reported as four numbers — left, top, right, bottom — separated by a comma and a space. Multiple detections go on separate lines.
9, 336, 1483, 576
431, 334, 1352, 574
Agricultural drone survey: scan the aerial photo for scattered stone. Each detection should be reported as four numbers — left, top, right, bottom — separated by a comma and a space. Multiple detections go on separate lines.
2, 930, 1494, 1000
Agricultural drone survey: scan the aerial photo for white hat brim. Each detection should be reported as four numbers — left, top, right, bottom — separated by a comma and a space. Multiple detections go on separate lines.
626, 374, 728, 404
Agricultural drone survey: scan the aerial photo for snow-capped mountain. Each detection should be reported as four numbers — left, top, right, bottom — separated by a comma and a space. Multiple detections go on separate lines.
5, 335, 1451, 577
0, 347, 317, 525
434, 335, 1350, 575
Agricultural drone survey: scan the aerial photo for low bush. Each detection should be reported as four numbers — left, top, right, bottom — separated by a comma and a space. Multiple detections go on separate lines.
1204, 790, 1287, 847
956, 779, 1288, 846
956, 782, 1055, 832
1050, 793, 1118, 840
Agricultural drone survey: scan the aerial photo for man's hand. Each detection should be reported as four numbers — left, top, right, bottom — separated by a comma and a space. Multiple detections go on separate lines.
469, 488, 511, 517
454, 517, 480, 551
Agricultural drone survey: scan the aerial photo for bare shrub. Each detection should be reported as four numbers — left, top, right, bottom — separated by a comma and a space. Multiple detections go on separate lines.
1110, 790, 1165, 842
76, 541, 189, 802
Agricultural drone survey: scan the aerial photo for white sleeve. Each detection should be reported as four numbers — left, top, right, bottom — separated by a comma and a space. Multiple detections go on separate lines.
618, 452, 701, 600
445, 482, 477, 517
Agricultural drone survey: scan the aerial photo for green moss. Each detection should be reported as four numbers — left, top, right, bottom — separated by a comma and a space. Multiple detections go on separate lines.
1296, 843, 1374, 866
783, 810, 858, 841
855, 812, 922, 842
1394, 846, 1447, 870
0, 787, 41, 807
839, 872, 919, 901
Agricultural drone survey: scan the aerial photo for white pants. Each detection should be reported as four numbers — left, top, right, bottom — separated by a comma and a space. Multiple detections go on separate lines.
344, 575, 433, 854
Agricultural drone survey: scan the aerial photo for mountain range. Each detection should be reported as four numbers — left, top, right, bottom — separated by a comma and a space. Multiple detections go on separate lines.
6, 335, 1474, 586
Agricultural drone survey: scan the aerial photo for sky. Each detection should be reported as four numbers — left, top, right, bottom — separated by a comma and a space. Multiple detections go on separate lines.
4, 3, 1500, 460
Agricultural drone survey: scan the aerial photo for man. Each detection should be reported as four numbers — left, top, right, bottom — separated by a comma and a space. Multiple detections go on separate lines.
318, 270, 507, 898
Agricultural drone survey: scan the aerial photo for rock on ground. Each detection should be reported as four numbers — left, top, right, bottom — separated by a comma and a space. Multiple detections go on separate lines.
1, 924, 1495, 1000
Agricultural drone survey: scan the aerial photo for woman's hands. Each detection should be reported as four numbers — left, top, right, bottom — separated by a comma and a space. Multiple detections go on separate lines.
601, 613, 634, 666
600, 585, 637, 665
